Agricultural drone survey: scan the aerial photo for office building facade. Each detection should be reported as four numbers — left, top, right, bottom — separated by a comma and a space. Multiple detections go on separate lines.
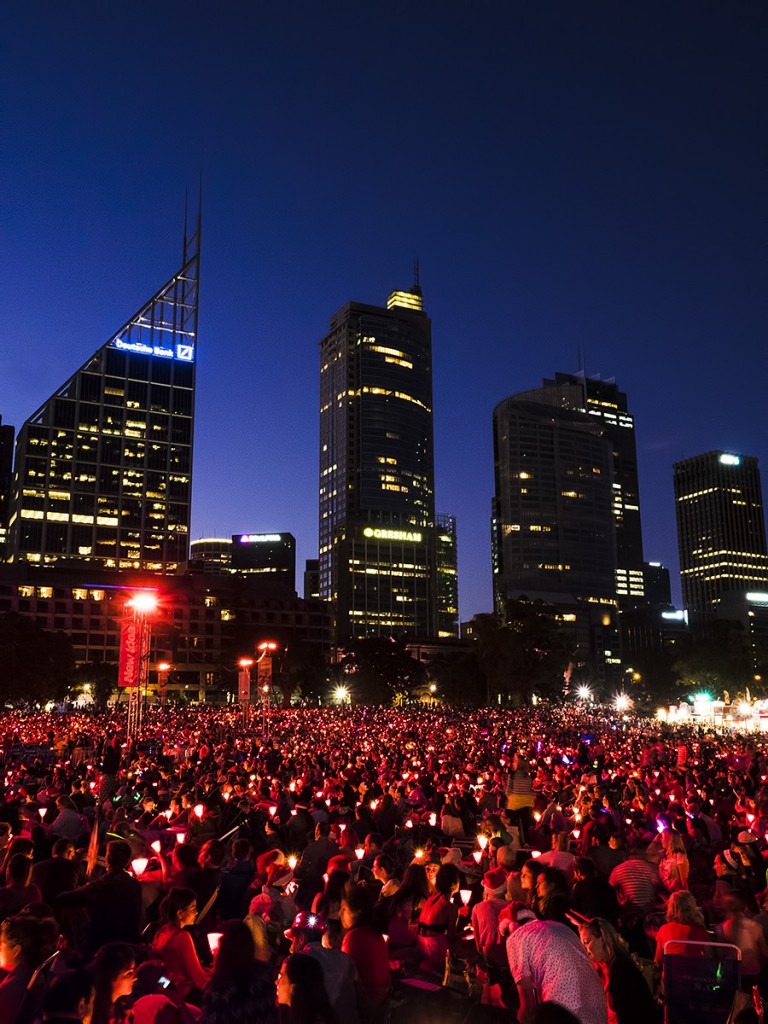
319, 278, 437, 639
6, 221, 200, 572
231, 532, 296, 587
436, 513, 459, 637
674, 451, 768, 615
492, 390, 621, 686
511, 372, 644, 603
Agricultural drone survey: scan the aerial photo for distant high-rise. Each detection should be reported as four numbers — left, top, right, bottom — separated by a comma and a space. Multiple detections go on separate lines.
674, 451, 768, 614
511, 372, 645, 603
492, 395, 617, 607
492, 384, 623, 686
231, 532, 296, 587
643, 561, 672, 607
6, 218, 199, 572
436, 514, 459, 637
319, 272, 437, 639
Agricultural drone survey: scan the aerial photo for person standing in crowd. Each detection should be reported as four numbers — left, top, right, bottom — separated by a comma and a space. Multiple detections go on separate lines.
506, 913, 608, 1024
505, 753, 535, 846
198, 920, 277, 1024
151, 888, 211, 1000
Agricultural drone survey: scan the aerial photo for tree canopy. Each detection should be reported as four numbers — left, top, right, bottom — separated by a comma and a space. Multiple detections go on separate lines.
0, 612, 75, 706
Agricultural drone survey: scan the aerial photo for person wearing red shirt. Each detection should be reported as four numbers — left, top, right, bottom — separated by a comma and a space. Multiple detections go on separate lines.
340, 887, 390, 1007
654, 890, 709, 965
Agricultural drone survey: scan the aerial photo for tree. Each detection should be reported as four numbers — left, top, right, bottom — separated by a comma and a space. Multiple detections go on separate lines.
338, 637, 427, 704
0, 612, 74, 706
472, 599, 574, 706
672, 619, 751, 698
70, 661, 118, 708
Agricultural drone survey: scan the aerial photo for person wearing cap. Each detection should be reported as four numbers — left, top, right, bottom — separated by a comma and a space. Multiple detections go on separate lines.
470, 867, 508, 966
285, 911, 361, 1024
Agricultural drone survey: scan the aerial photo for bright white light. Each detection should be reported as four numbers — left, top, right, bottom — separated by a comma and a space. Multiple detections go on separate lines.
719, 453, 741, 466
614, 693, 632, 713
577, 685, 592, 701
333, 686, 349, 703
737, 701, 753, 718
129, 592, 158, 614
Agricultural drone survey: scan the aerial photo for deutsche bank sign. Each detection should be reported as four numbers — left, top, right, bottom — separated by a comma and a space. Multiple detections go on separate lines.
112, 338, 195, 362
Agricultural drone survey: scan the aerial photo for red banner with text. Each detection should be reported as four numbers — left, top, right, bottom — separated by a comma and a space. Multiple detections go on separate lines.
118, 620, 141, 687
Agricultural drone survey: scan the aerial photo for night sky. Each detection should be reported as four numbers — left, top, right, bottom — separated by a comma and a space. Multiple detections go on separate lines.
3, 3, 766, 621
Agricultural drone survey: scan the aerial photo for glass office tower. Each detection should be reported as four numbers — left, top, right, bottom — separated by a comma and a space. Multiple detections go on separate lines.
319, 277, 437, 640
674, 451, 768, 614
6, 220, 199, 572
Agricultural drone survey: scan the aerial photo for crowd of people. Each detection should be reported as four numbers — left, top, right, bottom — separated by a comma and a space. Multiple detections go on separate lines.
0, 703, 767, 1023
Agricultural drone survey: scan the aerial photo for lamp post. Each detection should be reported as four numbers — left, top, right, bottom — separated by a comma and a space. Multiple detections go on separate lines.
237, 657, 254, 722
121, 591, 158, 739
256, 641, 278, 738
157, 662, 171, 705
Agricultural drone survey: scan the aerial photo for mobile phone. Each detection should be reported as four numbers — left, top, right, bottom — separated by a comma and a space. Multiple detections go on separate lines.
158, 976, 171, 989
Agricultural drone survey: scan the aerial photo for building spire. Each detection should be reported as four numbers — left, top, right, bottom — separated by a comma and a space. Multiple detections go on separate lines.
412, 256, 422, 296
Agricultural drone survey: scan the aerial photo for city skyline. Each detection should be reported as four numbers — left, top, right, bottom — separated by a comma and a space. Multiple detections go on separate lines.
3, 4, 765, 622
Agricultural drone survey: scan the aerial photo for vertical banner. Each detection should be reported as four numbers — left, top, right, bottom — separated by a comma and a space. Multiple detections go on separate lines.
238, 666, 252, 703
257, 655, 272, 692
118, 620, 141, 687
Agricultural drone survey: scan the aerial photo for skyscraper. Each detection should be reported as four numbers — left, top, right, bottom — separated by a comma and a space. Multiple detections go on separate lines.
492, 396, 617, 607
509, 372, 645, 603
674, 451, 768, 615
319, 274, 437, 640
6, 217, 199, 572
436, 513, 459, 638
492, 386, 622, 686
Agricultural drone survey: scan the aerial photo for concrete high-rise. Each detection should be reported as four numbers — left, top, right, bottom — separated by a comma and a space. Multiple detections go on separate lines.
674, 451, 768, 615
319, 273, 437, 640
6, 218, 199, 572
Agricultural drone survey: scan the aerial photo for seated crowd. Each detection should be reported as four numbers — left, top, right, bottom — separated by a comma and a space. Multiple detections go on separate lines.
0, 705, 767, 1023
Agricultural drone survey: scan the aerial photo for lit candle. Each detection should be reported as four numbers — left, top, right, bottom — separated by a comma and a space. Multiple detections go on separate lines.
131, 857, 149, 877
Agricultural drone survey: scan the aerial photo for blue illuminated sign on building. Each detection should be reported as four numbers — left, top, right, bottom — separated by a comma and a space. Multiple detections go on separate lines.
112, 338, 195, 362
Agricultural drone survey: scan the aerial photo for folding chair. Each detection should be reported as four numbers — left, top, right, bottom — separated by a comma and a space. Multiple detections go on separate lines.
663, 939, 741, 1024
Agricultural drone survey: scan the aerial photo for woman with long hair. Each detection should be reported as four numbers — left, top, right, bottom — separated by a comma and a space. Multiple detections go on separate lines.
89, 941, 137, 1024
152, 887, 211, 999
579, 917, 661, 1024
659, 830, 689, 893
653, 890, 709, 965
415, 863, 460, 974
277, 953, 338, 1024
311, 869, 350, 922
340, 886, 390, 1008
198, 919, 277, 1024
0, 913, 59, 1022
386, 862, 428, 953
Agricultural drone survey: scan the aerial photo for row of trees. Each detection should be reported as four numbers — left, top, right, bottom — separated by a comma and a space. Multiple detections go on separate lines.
0, 604, 763, 710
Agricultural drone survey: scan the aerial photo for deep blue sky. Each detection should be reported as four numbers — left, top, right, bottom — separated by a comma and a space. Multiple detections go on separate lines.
2, 2, 766, 620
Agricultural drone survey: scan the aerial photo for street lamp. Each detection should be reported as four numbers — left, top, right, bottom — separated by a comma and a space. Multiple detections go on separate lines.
256, 641, 278, 737
237, 658, 254, 720
157, 662, 171, 705
122, 591, 159, 738
576, 685, 592, 702
429, 683, 437, 707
